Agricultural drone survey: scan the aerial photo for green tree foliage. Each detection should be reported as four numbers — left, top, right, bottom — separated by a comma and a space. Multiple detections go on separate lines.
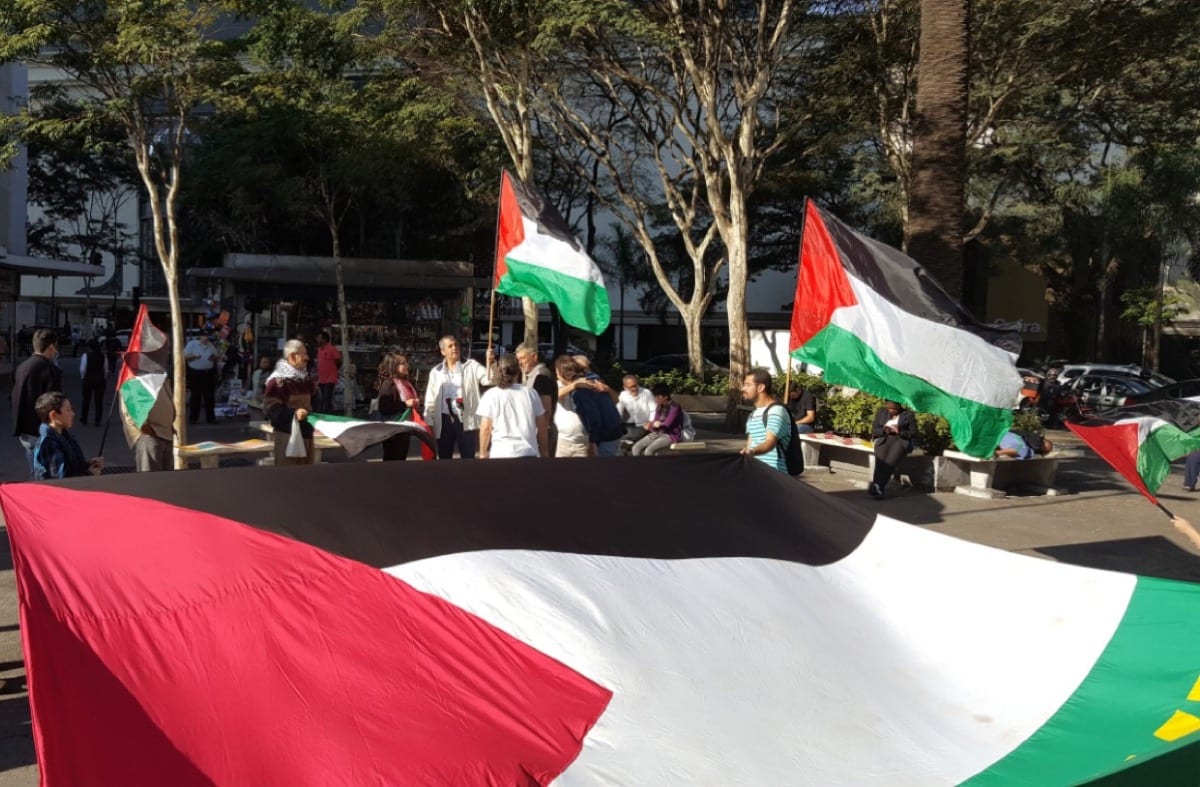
0, 0, 247, 460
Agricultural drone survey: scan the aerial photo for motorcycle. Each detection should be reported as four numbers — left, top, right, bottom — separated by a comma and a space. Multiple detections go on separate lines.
1017, 374, 1081, 427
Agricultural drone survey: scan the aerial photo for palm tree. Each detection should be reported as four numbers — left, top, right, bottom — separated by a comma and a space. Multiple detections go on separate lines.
906, 0, 969, 300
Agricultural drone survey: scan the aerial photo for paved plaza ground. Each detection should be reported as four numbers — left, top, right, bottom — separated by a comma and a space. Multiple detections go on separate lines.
0, 358, 1199, 784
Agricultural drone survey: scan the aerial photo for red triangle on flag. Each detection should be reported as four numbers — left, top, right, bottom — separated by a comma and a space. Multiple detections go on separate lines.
1, 485, 610, 785
495, 170, 526, 287
790, 200, 861, 353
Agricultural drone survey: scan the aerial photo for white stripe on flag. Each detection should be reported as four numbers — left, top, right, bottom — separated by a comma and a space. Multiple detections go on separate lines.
507, 216, 605, 286
387, 517, 1132, 785
831, 273, 1021, 409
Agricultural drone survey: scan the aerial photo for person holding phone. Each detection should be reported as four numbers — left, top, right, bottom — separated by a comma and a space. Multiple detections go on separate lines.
869, 400, 914, 499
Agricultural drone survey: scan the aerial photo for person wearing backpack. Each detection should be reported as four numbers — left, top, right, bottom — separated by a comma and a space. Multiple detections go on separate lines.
740, 368, 794, 474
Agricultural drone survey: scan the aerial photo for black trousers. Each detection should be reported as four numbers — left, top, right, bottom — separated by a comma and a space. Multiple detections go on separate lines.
381, 434, 411, 461
438, 415, 478, 459
318, 382, 336, 414
187, 367, 217, 423
872, 435, 910, 487
81, 379, 106, 425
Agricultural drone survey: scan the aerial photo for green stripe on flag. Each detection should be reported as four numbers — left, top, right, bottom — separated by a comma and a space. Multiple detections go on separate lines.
964, 575, 1200, 785
791, 323, 1011, 456
498, 258, 611, 335
1137, 423, 1200, 495
119, 377, 160, 428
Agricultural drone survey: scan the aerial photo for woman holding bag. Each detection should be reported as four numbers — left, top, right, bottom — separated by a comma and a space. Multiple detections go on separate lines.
377, 351, 422, 461
263, 339, 317, 466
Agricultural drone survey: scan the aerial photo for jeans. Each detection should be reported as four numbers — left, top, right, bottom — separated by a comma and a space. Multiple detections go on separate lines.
633, 433, 673, 456
1185, 451, 1200, 489
796, 424, 815, 434
18, 434, 38, 479
596, 440, 620, 457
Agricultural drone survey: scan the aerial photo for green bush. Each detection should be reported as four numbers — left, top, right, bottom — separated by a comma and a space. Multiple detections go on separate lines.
636, 369, 730, 396
1010, 411, 1044, 435
914, 412, 953, 455
826, 390, 883, 437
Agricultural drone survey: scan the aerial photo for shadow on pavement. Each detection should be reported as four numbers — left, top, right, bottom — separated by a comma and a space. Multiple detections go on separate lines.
1035, 536, 1200, 583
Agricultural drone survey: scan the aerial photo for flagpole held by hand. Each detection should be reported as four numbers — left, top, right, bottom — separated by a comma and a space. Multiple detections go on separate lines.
96, 354, 123, 459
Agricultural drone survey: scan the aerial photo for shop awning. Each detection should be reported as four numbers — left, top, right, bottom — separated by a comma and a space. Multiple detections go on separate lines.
0, 254, 105, 277
188, 254, 478, 290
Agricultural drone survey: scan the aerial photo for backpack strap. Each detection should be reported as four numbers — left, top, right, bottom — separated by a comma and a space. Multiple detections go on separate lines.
762, 403, 792, 447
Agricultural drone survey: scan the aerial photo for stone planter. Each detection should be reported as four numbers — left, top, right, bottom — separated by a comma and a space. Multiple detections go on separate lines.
673, 394, 728, 413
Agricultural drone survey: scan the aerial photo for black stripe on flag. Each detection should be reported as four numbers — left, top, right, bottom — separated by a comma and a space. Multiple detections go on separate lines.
507, 174, 586, 255
1074, 398, 1200, 432
813, 204, 1022, 355
54, 454, 872, 567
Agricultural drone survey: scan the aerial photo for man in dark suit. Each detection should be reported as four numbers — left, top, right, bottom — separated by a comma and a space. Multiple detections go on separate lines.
12, 329, 62, 478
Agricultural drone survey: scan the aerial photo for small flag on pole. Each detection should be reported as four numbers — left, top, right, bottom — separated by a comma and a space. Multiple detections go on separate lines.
116, 305, 173, 431
1067, 398, 1200, 503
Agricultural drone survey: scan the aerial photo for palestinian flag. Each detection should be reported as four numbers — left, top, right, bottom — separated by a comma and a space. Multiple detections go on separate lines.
495, 170, 611, 335
307, 410, 436, 459
790, 200, 1022, 457
1067, 399, 1200, 503
116, 305, 171, 429
5, 456, 1200, 784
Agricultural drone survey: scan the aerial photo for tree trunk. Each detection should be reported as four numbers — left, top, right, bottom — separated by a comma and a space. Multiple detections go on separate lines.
724, 221, 751, 428
522, 297, 539, 347
333, 242, 352, 415
135, 147, 188, 469
906, 0, 970, 299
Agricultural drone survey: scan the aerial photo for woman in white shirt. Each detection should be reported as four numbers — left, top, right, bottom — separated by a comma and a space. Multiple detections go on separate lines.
478, 355, 547, 458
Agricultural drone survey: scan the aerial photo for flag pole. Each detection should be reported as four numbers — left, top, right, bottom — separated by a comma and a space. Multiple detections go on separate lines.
1157, 501, 1176, 519
96, 353, 123, 457
486, 170, 506, 367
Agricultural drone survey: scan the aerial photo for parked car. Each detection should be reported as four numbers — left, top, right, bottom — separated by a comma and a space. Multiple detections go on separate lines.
537, 343, 591, 361
633, 354, 729, 377
1119, 378, 1200, 407
1069, 372, 1159, 413
1056, 363, 1173, 389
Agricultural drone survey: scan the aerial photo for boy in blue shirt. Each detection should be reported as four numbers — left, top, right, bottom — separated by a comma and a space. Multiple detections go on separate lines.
32, 392, 104, 480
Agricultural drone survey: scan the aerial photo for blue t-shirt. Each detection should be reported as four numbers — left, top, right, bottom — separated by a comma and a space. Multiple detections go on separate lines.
746, 404, 790, 473
998, 431, 1034, 460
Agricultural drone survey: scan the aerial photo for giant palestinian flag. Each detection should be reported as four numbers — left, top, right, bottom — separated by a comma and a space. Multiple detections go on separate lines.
1067, 399, 1200, 503
495, 170, 611, 335
790, 200, 1022, 457
308, 410, 437, 459
6, 456, 1200, 784
116, 305, 172, 428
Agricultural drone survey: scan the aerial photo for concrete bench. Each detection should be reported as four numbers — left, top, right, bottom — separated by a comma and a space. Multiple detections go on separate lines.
936, 449, 1084, 499
179, 439, 275, 470
252, 421, 342, 463
796, 433, 870, 475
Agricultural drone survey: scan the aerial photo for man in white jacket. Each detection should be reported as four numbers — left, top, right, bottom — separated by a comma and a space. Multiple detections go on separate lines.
423, 336, 492, 459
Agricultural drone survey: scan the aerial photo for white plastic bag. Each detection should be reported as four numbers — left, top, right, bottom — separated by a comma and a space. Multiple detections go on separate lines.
285, 419, 306, 458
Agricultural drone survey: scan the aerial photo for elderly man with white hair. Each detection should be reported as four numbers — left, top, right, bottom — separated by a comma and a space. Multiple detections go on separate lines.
263, 339, 317, 465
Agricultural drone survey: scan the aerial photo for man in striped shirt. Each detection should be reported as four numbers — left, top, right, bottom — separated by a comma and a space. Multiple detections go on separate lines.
740, 368, 790, 473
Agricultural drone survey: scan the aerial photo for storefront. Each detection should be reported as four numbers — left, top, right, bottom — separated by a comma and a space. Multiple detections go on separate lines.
187, 254, 480, 405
